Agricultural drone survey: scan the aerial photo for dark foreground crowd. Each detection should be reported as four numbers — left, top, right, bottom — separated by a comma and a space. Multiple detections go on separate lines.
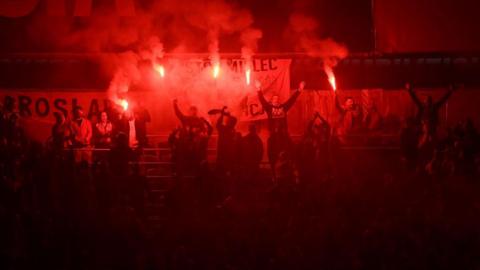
1, 83, 480, 270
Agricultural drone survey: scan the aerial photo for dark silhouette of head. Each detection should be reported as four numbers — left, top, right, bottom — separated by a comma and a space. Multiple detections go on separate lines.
73, 106, 84, 119
248, 123, 257, 134
189, 106, 198, 117
271, 95, 280, 106
100, 111, 108, 123
345, 97, 354, 110
3, 96, 15, 112
425, 96, 433, 107
53, 112, 65, 124
115, 132, 129, 148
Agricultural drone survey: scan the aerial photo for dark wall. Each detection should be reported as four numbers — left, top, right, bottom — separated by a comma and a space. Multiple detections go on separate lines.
375, 0, 480, 53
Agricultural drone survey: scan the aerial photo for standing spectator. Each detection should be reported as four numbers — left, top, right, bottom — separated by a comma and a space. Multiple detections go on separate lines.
172, 99, 213, 171
406, 83, 455, 140
335, 94, 363, 143
1, 96, 16, 139
257, 81, 304, 134
216, 107, 238, 175
257, 81, 304, 172
267, 126, 294, 178
240, 123, 264, 179
400, 117, 420, 170
95, 111, 113, 148
297, 112, 331, 182
173, 99, 209, 132
70, 106, 92, 164
363, 102, 383, 131
134, 102, 151, 148
118, 110, 139, 149
109, 133, 137, 205
51, 112, 71, 152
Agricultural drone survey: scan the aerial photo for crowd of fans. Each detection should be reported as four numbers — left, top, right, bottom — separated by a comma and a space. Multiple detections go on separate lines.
50, 101, 151, 157
1, 82, 480, 269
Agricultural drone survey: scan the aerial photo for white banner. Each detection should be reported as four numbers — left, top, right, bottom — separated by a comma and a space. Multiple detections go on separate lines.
0, 58, 291, 141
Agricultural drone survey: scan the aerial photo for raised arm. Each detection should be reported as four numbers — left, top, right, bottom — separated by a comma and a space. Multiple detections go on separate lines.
173, 100, 186, 123
335, 94, 345, 113
317, 113, 328, 125
257, 90, 270, 111
283, 81, 305, 111
202, 118, 213, 136
434, 86, 454, 108
406, 83, 423, 109
255, 80, 271, 112
282, 90, 301, 112
86, 120, 93, 144
144, 110, 151, 123
216, 106, 228, 130
216, 114, 224, 129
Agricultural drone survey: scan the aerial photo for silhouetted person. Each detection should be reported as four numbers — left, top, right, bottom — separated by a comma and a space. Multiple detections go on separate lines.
173, 99, 210, 133
460, 118, 478, 175
118, 110, 139, 149
70, 106, 92, 147
109, 132, 137, 205
257, 81, 305, 134
94, 111, 113, 148
1, 96, 16, 139
134, 102, 151, 147
173, 99, 212, 172
400, 117, 420, 170
216, 107, 238, 174
363, 102, 383, 131
297, 112, 331, 181
51, 112, 71, 152
407, 83, 455, 139
240, 123, 264, 178
70, 106, 92, 164
267, 126, 293, 178
335, 94, 363, 141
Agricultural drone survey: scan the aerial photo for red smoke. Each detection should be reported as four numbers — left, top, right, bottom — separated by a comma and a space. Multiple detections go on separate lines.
286, 12, 348, 89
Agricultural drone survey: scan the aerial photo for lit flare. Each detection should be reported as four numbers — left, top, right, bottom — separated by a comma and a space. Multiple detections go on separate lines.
245, 69, 251, 85
324, 66, 337, 91
121, 99, 129, 111
154, 64, 165, 78
213, 64, 220, 79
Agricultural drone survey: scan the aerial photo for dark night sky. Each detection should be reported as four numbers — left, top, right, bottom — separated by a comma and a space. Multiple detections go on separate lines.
0, 0, 374, 53
0, 0, 479, 54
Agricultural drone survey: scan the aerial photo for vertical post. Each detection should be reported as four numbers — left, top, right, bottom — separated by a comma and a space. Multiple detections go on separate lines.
370, 0, 377, 53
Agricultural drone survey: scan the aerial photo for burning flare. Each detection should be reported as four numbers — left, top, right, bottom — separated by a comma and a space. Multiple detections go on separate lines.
324, 66, 337, 91
213, 63, 220, 79
245, 69, 251, 85
154, 64, 165, 78
120, 99, 129, 111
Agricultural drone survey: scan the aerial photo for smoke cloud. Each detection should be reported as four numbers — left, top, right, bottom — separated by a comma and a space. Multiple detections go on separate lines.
285, 12, 348, 87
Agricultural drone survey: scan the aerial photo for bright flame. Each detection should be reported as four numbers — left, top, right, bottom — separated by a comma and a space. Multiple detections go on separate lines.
120, 99, 129, 111
245, 69, 251, 85
154, 64, 165, 78
213, 64, 220, 79
324, 66, 337, 91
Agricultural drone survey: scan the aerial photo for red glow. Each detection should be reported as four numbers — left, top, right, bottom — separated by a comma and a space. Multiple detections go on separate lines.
324, 66, 337, 91
245, 69, 251, 85
154, 64, 165, 78
213, 64, 220, 78
121, 99, 129, 111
